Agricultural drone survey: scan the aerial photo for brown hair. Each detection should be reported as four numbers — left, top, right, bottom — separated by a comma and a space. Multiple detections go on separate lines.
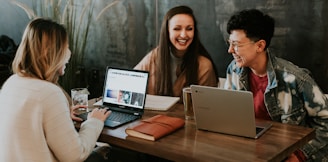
155, 5, 218, 95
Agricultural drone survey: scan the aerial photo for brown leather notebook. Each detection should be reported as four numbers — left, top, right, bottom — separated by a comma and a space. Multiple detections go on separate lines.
125, 114, 185, 141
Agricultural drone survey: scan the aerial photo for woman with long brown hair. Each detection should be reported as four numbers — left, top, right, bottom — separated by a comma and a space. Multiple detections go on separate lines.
134, 5, 218, 99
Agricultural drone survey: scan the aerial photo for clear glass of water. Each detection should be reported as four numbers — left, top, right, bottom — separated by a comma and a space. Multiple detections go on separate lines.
71, 88, 89, 111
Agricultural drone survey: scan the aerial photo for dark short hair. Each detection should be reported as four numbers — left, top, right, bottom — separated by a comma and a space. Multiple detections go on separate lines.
227, 9, 275, 49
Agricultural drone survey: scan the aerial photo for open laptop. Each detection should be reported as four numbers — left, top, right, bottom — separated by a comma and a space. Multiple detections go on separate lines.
190, 85, 272, 139
79, 66, 149, 128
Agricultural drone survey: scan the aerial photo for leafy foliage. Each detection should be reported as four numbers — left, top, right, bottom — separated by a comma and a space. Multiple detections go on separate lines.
11, 0, 119, 92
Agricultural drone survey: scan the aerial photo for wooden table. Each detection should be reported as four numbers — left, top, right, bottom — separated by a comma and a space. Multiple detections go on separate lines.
83, 99, 315, 162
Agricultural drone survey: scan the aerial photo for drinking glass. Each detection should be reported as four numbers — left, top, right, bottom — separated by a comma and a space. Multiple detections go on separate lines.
71, 88, 89, 111
182, 87, 194, 120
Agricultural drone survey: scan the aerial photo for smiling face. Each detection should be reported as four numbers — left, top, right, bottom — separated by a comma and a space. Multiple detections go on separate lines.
228, 29, 269, 76
168, 14, 194, 58
228, 30, 260, 68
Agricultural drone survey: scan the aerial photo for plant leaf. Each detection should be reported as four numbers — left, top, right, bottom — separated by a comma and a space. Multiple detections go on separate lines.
11, 0, 36, 19
96, 0, 120, 21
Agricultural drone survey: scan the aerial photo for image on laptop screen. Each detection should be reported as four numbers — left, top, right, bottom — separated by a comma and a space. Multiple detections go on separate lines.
102, 67, 148, 109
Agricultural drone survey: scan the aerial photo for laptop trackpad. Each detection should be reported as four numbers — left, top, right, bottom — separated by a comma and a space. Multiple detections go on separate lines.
105, 120, 121, 127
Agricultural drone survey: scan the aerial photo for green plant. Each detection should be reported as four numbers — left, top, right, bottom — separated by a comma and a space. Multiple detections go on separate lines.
11, 0, 119, 92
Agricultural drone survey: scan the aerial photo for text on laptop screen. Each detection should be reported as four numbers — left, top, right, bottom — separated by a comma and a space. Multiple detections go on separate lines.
102, 68, 148, 109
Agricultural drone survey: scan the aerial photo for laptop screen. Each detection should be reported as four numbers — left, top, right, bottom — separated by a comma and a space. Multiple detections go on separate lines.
102, 67, 149, 109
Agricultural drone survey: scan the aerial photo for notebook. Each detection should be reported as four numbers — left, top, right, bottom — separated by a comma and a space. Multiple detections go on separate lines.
79, 66, 149, 128
190, 85, 272, 139
144, 94, 180, 111
93, 94, 180, 111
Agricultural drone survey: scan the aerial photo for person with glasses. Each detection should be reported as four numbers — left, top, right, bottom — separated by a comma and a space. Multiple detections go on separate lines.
225, 9, 328, 161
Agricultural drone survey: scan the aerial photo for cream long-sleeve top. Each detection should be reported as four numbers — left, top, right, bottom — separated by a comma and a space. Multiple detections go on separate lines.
0, 74, 104, 162
134, 48, 218, 98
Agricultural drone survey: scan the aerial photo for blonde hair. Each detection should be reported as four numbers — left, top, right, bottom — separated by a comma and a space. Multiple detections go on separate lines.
12, 18, 68, 83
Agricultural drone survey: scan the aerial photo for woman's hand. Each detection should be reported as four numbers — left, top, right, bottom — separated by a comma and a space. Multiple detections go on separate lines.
88, 108, 111, 122
70, 105, 86, 122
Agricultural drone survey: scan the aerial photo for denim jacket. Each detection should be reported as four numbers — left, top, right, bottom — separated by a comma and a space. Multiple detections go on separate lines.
225, 51, 328, 161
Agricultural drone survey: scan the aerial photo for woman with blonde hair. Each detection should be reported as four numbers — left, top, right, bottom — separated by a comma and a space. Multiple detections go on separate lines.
0, 18, 111, 162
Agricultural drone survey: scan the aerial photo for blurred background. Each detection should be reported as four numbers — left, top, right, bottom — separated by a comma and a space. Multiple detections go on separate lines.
1, 0, 328, 98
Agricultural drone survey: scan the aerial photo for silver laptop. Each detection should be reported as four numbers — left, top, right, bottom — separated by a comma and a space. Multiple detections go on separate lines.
190, 85, 272, 139
79, 66, 149, 128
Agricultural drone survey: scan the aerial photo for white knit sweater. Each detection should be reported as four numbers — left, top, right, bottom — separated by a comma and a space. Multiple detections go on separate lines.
0, 74, 104, 162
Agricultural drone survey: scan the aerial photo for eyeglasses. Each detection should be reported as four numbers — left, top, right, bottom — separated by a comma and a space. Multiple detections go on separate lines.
226, 40, 256, 52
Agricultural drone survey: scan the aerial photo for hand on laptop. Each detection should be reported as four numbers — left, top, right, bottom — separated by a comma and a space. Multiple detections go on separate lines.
71, 105, 87, 122
88, 108, 111, 122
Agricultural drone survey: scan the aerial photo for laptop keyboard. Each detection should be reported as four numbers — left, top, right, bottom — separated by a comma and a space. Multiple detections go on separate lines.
256, 127, 264, 134
78, 111, 138, 123
107, 111, 138, 123
78, 112, 89, 121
